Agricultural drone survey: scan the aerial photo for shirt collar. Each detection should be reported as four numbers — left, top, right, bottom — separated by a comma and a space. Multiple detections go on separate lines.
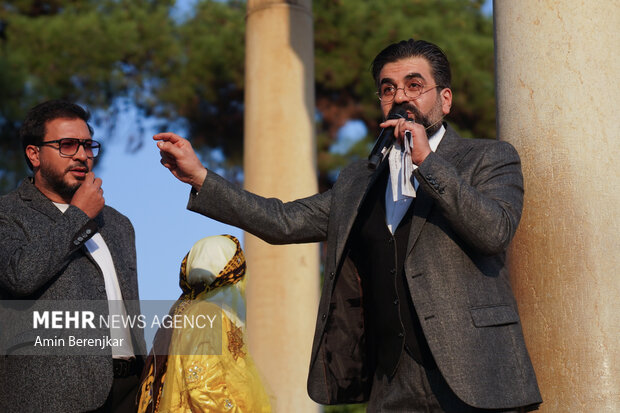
428, 124, 446, 151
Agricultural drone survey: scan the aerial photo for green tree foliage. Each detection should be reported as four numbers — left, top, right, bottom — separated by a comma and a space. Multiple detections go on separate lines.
0, 0, 493, 196
0, 0, 180, 190
158, 0, 246, 170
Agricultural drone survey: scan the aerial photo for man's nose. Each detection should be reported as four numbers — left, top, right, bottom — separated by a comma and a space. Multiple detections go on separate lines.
393, 87, 409, 104
73, 143, 88, 161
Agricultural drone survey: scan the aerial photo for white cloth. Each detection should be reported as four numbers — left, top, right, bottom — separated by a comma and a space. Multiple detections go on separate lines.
185, 235, 246, 327
385, 125, 445, 233
54, 203, 135, 358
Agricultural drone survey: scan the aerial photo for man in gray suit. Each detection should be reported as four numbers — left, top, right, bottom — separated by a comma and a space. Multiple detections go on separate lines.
0, 100, 144, 412
154, 39, 542, 412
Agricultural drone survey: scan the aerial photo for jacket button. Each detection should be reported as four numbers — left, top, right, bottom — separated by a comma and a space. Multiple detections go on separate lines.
390, 268, 396, 275
398, 332, 404, 338
73, 240, 80, 246
321, 314, 327, 321
86, 229, 92, 235
393, 299, 399, 305
329, 272, 335, 279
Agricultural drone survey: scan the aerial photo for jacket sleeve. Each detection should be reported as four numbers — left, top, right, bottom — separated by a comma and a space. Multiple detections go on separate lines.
187, 169, 331, 245
0, 205, 98, 297
414, 140, 524, 255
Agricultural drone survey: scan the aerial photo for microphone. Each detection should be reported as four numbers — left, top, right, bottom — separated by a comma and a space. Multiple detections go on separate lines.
368, 109, 408, 169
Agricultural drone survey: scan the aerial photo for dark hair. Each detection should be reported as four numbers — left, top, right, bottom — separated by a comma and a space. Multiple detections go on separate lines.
371, 39, 451, 90
19, 100, 94, 170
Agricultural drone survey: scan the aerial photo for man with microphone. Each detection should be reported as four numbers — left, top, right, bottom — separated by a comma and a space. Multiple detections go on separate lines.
155, 39, 542, 412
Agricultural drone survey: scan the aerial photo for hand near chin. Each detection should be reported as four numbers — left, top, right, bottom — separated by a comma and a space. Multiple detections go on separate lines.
71, 172, 105, 219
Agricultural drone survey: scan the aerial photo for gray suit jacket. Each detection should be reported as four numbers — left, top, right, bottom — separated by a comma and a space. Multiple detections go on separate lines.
0, 178, 144, 412
187, 124, 542, 409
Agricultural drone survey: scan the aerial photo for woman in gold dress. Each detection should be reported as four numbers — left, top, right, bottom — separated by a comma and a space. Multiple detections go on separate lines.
137, 235, 272, 412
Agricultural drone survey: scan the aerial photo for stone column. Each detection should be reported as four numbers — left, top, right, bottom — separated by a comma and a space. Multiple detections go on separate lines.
243, 1, 319, 412
494, 1, 620, 411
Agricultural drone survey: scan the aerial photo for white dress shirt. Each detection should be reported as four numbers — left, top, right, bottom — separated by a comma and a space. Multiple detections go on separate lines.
385, 125, 445, 233
54, 203, 135, 358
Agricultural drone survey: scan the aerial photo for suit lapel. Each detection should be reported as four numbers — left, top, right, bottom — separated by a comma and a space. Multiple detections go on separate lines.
406, 125, 467, 257
334, 159, 388, 266
406, 188, 434, 257
18, 178, 64, 221
434, 125, 465, 163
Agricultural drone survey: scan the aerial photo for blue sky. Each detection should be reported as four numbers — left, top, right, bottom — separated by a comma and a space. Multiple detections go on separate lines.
95, 104, 242, 300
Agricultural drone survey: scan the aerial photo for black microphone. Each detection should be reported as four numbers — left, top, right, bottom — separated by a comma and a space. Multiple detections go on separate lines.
368, 110, 407, 169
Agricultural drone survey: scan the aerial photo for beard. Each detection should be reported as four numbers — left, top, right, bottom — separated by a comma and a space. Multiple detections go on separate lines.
387, 95, 445, 137
39, 162, 87, 201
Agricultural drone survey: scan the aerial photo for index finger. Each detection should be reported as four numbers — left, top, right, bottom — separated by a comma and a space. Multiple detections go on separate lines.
153, 132, 183, 143
379, 118, 411, 130
379, 119, 401, 128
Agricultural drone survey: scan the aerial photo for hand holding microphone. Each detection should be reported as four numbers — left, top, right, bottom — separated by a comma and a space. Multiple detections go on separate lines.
368, 109, 408, 169
378, 114, 432, 166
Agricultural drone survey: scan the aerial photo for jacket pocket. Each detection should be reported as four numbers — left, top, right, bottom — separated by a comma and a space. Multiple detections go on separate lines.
470, 305, 519, 327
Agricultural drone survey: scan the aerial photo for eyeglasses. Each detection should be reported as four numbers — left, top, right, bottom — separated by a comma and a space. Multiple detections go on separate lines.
38, 138, 101, 158
377, 81, 440, 103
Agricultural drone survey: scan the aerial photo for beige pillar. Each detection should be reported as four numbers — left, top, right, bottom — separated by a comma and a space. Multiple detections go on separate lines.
494, 1, 620, 411
243, 1, 319, 412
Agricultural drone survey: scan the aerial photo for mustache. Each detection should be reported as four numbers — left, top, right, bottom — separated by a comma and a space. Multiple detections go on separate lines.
64, 162, 90, 174
388, 103, 427, 125
387, 97, 445, 136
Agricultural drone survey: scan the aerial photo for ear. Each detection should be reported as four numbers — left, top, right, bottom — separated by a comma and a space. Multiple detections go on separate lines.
440, 88, 452, 115
25, 145, 41, 169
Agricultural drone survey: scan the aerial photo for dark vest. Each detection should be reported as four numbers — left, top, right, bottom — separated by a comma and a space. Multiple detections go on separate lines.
350, 166, 435, 378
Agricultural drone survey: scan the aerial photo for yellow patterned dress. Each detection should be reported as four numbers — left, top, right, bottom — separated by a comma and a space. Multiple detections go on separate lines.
138, 235, 272, 413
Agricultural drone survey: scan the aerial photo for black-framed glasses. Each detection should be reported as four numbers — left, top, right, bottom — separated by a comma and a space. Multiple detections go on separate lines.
38, 138, 101, 158
376, 81, 440, 103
